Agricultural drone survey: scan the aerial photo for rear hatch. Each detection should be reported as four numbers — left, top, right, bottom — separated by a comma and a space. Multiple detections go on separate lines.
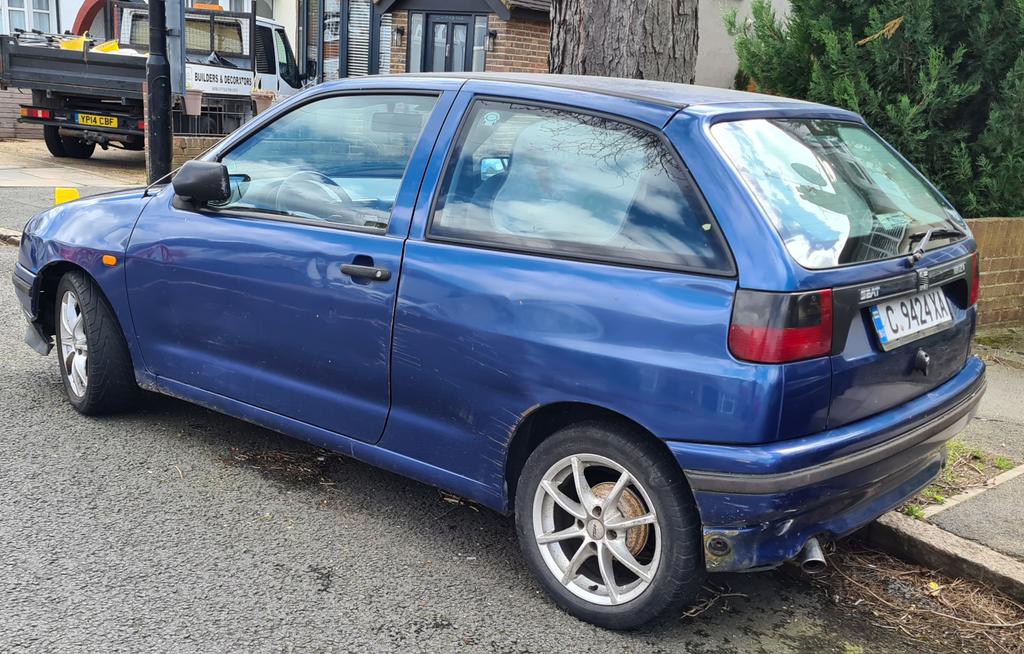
713, 117, 978, 429
828, 254, 975, 426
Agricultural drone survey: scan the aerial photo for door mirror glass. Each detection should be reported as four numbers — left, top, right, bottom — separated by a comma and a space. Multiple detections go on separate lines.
219, 173, 251, 205
172, 160, 231, 205
480, 157, 506, 180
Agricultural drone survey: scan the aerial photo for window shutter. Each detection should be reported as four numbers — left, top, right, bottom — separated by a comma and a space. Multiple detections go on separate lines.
378, 13, 393, 74
346, 0, 371, 77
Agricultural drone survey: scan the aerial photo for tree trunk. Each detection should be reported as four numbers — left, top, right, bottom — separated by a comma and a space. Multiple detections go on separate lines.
550, 0, 699, 83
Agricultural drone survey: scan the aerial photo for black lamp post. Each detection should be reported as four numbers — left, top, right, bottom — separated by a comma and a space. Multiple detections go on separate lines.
146, 0, 172, 183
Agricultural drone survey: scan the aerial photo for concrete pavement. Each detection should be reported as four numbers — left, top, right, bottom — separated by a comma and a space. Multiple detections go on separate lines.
933, 474, 1024, 561
931, 359, 1024, 562
0, 139, 145, 188
958, 363, 1024, 461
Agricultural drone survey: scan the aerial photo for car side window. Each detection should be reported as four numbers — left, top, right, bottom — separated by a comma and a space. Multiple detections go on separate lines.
429, 100, 732, 273
213, 94, 438, 232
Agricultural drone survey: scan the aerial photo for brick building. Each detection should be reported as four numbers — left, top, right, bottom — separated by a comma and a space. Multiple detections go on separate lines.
302, 0, 549, 82
384, 0, 550, 75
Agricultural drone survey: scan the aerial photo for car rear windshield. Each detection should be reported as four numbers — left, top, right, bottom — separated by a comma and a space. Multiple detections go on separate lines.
711, 119, 967, 269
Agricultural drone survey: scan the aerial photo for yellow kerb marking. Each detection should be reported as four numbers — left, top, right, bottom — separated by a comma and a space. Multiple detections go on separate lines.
55, 188, 80, 205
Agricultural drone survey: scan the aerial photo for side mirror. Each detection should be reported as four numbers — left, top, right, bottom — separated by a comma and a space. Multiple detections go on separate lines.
480, 157, 506, 180
172, 160, 230, 205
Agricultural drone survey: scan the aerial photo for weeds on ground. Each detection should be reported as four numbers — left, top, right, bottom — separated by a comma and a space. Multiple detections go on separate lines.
223, 446, 344, 486
900, 439, 1017, 515
994, 456, 1015, 471
974, 328, 1024, 368
812, 542, 1024, 654
902, 505, 926, 520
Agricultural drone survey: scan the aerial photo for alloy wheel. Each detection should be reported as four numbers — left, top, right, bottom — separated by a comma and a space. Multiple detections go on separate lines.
532, 453, 661, 606
58, 290, 88, 397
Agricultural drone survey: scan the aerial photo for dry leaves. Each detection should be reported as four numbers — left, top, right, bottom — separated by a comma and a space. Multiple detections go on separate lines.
813, 542, 1024, 654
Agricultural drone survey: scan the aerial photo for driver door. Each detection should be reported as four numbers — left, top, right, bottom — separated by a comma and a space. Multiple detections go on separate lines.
125, 91, 445, 443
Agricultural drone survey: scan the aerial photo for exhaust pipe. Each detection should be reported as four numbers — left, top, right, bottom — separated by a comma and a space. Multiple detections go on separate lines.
798, 537, 827, 574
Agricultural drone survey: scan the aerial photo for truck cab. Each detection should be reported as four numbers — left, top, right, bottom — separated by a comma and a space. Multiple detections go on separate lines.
0, 3, 305, 159
252, 17, 303, 96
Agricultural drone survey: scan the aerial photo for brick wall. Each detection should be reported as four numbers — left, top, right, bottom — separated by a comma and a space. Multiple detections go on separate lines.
485, 13, 549, 73
968, 218, 1024, 328
0, 88, 42, 139
390, 11, 408, 74
387, 10, 548, 75
170, 136, 224, 170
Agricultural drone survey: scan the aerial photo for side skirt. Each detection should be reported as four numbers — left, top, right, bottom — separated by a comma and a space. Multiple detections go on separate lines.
142, 376, 505, 511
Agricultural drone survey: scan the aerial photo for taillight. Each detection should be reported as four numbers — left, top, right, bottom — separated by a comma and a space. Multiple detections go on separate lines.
969, 252, 980, 307
19, 107, 51, 119
729, 289, 833, 363
137, 119, 146, 130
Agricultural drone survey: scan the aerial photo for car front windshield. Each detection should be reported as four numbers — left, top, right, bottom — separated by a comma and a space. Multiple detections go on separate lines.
711, 119, 967, 269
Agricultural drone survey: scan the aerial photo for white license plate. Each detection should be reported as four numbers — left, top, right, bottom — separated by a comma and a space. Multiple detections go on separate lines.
870, 288, 953, 351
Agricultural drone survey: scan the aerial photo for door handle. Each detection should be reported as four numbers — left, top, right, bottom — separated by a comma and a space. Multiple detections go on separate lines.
341, 263, 391, 282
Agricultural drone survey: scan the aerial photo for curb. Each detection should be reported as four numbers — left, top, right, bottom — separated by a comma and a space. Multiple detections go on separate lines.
921, 463, 1024, 519
864, 511, 1024, 602
0, 228, 21, 247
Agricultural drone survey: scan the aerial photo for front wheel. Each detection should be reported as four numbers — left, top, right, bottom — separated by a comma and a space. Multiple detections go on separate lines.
514, 423, 704, 630
55, 272, 138, 414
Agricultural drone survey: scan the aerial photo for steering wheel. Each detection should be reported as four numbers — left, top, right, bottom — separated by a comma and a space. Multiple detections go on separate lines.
273, 169, 353, 218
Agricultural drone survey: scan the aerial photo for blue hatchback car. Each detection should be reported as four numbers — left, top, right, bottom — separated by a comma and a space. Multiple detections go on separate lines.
12, 73, 985, 629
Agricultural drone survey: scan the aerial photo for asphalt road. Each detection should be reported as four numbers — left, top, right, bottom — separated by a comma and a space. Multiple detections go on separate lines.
0, 187, 125, 232
0, 188, 912, 653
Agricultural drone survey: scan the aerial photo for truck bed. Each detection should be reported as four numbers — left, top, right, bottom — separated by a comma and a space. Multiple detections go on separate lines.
0, 36, 145, 99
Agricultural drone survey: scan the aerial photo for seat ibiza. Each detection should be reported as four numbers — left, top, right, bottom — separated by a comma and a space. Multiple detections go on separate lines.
12, 73, 985, 629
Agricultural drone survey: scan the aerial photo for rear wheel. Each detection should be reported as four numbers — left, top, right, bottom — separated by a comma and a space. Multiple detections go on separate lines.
514, 422, 704, 629
55, 272, 138, 414
60, 135, 96, 159
43, 126, 67, 157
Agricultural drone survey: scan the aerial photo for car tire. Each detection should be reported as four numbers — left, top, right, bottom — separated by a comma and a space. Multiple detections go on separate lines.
43, 126, 68, 157
54, 271, 138, 415
514, 422, 704, 630
60, 135, 96, 159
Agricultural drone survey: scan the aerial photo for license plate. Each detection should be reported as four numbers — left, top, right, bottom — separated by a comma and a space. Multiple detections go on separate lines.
870, 288, 952, 351
76, 113, 117, 128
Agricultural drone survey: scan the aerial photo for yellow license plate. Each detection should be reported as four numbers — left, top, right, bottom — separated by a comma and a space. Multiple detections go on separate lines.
76, 113, 117, 128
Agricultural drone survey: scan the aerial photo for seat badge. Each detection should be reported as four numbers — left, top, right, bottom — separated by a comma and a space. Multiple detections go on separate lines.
859, 286, 881, 302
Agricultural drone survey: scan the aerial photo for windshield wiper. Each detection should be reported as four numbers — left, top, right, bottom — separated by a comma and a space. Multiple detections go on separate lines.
906, 227, 966, 265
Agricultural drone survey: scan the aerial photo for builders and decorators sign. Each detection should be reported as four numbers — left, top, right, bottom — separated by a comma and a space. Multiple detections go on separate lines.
165, 2, 255, 97
185, 64, 255, 96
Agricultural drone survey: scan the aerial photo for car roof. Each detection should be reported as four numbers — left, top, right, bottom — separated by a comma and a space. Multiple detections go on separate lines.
396, 72, 821, 110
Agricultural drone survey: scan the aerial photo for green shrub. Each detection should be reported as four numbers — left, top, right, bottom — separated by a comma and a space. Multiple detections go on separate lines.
726, 0, 1024, 217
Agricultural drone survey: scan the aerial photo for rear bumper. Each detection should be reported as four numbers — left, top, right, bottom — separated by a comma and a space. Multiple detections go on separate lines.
669, 356, 986, 571
19, 107, 143, 137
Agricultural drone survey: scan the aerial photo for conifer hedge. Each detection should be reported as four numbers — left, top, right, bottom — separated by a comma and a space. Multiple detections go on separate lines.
727, 0, 1024, 217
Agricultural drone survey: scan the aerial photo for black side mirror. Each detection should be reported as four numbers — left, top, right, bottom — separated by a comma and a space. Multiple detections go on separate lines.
172, 160, 230, 205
